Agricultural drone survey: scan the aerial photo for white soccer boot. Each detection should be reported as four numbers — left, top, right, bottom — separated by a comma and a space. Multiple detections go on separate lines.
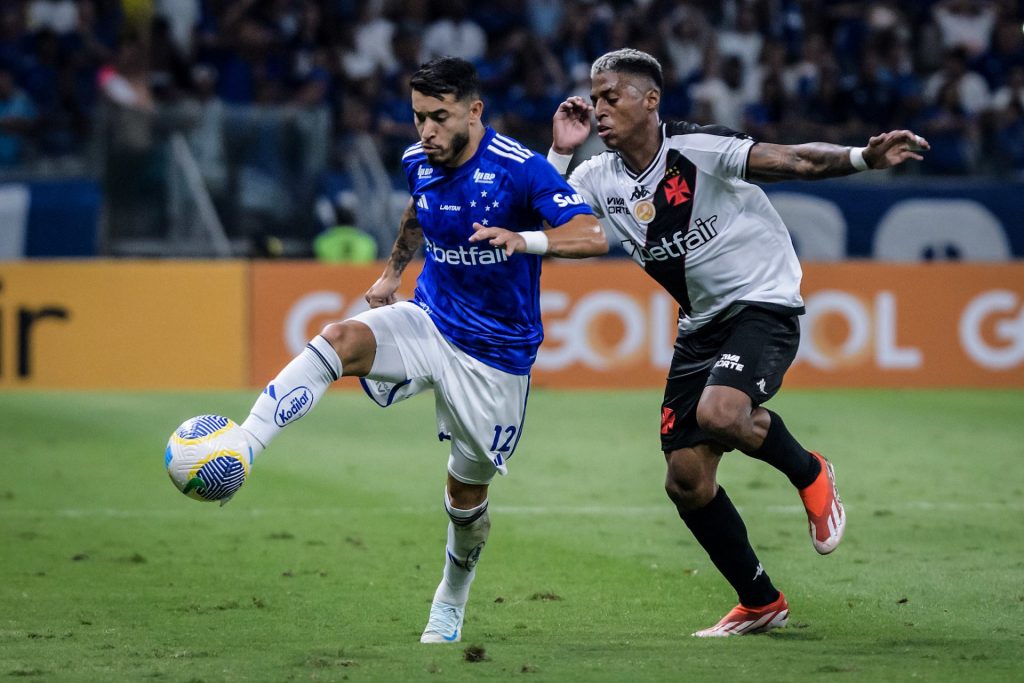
420, 600, 465, 643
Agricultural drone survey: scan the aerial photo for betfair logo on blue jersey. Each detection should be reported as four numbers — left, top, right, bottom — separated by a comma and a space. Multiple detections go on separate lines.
424, 235, 509, 266
554, 192, 585, 208
418, 166, 433, 178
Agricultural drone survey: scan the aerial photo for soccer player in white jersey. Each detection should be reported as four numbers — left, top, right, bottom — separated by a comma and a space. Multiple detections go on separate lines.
236, 57, 607, 643
547, 48, 929, 637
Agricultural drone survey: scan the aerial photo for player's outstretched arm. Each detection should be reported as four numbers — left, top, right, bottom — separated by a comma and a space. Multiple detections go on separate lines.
468, 214, 608, 259
365, 198, 423, 308
746, 129, 929, 183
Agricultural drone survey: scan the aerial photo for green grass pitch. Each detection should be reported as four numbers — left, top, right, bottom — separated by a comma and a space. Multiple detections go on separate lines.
1, 388, 1022, 681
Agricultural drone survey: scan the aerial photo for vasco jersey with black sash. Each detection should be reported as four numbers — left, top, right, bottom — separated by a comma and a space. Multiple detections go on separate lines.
403, 126, 592, 375
567, 122, 804, 333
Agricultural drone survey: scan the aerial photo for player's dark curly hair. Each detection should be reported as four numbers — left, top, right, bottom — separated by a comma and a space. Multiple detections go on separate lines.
410, 56, 481, 102
591, 48, 663, 91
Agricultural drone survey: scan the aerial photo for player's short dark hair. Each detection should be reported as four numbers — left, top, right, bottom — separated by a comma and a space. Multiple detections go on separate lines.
410, 56, 481, 102
591, 48, 663, 91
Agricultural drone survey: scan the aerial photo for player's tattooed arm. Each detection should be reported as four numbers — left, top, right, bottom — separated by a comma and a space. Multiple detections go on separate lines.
385, 199, 423, 276
747, 142, 861, 182
747, 130, 928, 182
366, 199, 423, 308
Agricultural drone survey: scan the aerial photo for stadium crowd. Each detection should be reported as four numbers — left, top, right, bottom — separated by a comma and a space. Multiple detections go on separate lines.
3, 0, 1024, 179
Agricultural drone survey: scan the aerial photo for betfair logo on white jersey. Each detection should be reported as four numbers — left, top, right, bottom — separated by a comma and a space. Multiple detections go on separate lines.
473, 168, 496, 183
553, 192, 585, 208
621, 215, 719, 262
423, 235, 509, 266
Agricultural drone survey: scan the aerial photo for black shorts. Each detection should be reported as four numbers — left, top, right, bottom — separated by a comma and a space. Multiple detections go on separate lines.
660, 305, 800, 453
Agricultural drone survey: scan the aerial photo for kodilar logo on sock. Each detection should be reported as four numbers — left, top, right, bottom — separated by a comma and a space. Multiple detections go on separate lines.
275, 386, 312, 426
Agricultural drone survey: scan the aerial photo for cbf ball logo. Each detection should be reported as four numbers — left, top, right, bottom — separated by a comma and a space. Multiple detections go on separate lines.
275, 386, 312, 426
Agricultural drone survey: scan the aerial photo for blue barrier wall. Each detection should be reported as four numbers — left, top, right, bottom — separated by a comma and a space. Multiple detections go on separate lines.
762, 180, 1024, 261
0, 179, 101, 259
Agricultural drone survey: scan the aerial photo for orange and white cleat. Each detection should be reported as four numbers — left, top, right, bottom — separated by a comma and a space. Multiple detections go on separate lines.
693, 592, 789, 637
799, 451, 846, 555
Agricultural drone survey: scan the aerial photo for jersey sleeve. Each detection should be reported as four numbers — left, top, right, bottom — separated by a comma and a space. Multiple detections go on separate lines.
669, 124, 755, 180
567, 160, 605, 219
523, 154, 594, 228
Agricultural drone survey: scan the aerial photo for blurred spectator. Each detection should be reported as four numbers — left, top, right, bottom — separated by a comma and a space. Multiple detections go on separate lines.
27, 0, 78, 35
502, 57, 563, 152
972, 20, 1024, 89
916, 80, 979, 174
717, 3, 763, 80
744, 72, 788, 142
98, 36, 154, 113
798, 61, 856, 143
924, 48, 991, 115
374, 66, 417, 163
690, 53, 749, 131
932, 0, 998, 57
155, 0, 200, 55
786, 33, 830, 102
990, 66, 1024, 174
0, 64, 37, 166
527, 0, 563, 41
843, 47, 899, 132
187, 64, 227, 203
149, 15, 193, 102
420, 0, 486, 63
341, 2, 396, 80
661, 5, 708, 85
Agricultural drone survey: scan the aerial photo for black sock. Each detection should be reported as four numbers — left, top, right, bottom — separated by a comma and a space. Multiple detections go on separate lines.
677, 486, 779, 607
747, 410, 821, 489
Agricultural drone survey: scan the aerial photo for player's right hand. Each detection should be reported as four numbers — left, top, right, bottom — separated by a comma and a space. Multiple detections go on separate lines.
552, 96, 592, 153
365, 273, 400, 308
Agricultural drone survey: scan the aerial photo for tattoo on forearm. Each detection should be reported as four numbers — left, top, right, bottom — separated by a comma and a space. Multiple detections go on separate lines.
387, 210, 423, 275
749, 142, 853, 182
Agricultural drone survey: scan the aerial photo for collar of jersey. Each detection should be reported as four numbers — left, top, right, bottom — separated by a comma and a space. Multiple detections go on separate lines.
429, 126, 496, 178
617, 123, 666, 185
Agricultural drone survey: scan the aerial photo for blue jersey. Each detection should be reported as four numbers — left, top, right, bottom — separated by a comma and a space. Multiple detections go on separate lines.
402, 127, 592, 374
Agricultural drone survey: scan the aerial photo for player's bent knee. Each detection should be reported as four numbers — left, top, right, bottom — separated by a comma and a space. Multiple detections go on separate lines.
695, 400, 743, 440
319, 320, 376, 374
447, 477, 488, 510
664, 470, 717, 512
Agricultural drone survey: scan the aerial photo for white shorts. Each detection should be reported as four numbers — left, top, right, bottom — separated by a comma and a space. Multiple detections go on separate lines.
351, 301, 530, 485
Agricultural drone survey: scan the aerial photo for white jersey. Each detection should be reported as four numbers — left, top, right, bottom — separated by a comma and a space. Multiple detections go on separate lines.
568, 122, 804, 333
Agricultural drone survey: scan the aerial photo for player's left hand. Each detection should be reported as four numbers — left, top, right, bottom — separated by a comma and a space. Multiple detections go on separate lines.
469, 222, 525, 256
863, 130, 930, 169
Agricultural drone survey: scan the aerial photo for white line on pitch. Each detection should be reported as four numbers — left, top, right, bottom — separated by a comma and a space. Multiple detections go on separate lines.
2, 500, 1022, 519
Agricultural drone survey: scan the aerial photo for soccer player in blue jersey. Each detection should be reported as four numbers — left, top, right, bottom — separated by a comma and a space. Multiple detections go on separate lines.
237, 56, 607, 643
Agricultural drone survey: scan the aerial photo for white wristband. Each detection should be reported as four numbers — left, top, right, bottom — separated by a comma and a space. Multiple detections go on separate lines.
520, 230, 549, 255
546, 148, 573, 175
849, 146, 869, 172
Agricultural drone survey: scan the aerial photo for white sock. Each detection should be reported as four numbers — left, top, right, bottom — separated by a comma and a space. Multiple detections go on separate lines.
433, 490, 490, 607
241, 335, 341, 454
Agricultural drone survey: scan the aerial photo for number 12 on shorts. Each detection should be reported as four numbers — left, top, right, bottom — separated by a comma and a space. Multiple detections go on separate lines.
490, 425, 517, 453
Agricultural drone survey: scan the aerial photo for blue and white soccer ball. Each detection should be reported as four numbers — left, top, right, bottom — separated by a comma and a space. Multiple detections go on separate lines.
165, 415, 253, 503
